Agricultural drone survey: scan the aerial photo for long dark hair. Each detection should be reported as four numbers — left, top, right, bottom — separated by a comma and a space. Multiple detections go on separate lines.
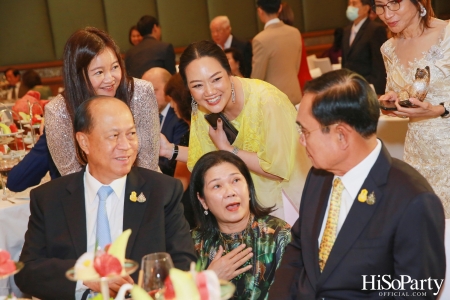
62, 27, 134, 123
164, 73, 191, 123
178, 40, 231, 86
190, 151, 274, 241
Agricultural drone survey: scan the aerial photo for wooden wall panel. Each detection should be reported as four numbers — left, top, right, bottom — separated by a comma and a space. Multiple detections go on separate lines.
46, 0, 106, 59
206, 0, 259, 41
0, 0, 55, 65
103, 0, 158, 53
302, 0, 348, 32
156, 0, 210, 47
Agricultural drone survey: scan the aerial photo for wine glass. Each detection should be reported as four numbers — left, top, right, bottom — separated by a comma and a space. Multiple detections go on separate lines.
141, 252, 174, 299
0, 156, 18, 201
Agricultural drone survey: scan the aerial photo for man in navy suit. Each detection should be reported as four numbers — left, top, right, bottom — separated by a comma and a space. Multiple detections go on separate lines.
15, 96, 195, 299
142, 67, 188, 176
210, 16, 252, 77
341, 0, 387, 95
269, 69, 445, 299
125, 15, 176, 78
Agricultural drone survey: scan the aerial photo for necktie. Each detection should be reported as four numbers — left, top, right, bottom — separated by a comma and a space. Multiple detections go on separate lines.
96, 186, 114, 249
318, 178, 344, 272
159, 114, 163, 124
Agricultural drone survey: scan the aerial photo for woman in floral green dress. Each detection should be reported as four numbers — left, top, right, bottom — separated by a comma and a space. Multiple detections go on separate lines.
190, 150, 291, 300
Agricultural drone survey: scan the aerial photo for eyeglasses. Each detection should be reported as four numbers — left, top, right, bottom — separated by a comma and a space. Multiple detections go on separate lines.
372, 0, 402, 15
297, 123, 339, 142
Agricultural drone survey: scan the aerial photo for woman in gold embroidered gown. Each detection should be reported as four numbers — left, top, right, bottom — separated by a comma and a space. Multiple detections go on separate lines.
159, 40, 310, 218
45, 27, 159, 175
376, 0, 450, 217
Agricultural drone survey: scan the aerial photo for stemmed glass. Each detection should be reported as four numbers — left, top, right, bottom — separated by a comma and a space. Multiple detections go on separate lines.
0, 157, 18, 202
141, 252, 174, 299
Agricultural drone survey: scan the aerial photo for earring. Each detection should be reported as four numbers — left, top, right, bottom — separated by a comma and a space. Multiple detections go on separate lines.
419, 3, 427, 17
204, 209, 209, 216
191, 95, 198, 115
231, 80, 236, 104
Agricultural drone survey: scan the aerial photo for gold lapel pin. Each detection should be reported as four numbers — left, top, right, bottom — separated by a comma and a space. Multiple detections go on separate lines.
137, 192, 146, 203
129, 191, 137, 202
358, 189, 368, 203
367, 192, 376, 205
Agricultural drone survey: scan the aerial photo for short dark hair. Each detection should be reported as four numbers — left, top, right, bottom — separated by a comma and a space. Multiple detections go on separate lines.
224, 47, 246, 78
4, 68, 20, 78
303, 69, 380, 138
361, 0, 371, 6
256, 0, 281, 14
73, 96, 98, 164
137, 15, 159, 36
190, 150, 274, 241
62, 27, 133, 124
21, 70, 42, 89
164, 73, 191, 122
179, 40, 231, 86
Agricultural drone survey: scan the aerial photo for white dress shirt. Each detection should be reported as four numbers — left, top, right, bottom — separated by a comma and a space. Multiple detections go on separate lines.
224, 34, 233, 49
318, 139, 382, 246
6, 82, 20, 100
264, 18, 280, 29
76, 164, 127, 298
160, 103, 170, 129
350, 17, 368, 46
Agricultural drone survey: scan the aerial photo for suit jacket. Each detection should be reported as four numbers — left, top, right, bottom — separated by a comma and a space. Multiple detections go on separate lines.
125, 35, 176, 78
15, 167, 196, 300
7, 131, 60, 192
269, 145, 445, 299
251, 21, 302, 105
230, 36, 253, 78
342, 19, 387, 95
159, 107, 189, 176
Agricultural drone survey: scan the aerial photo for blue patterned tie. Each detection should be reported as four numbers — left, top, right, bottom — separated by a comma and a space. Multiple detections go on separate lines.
96, 186, 114, 249
159, 113, 163, 124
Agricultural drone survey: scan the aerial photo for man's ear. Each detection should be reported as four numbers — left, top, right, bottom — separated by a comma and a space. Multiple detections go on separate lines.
197, 192, 208, 211
335, 123, 351, 150
75, 132, 90, 156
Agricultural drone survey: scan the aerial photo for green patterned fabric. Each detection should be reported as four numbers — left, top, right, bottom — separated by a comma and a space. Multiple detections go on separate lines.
192, 215, 291, 300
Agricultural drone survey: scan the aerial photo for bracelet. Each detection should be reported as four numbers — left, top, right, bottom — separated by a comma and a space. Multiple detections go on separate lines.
170, 144, 179, 160
231, 146, 239, 155
439, 102, 450, 118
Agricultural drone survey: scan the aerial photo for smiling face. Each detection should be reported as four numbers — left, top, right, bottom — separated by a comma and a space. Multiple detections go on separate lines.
375, 0, 419, 34
297, 93, 341, 171
185, 56, 233, 114
87, 48, 122, 97
130, 29, 143, 46
76, 98, 138, 184
197, 162, 251, 233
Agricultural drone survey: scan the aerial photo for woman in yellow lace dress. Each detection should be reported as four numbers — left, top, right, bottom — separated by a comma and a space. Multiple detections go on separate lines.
160, 41, 310, 218
375, 0, 450, 217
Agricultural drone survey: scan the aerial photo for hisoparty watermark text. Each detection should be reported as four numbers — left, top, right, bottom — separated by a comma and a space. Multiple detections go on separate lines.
362, 275, 444, 296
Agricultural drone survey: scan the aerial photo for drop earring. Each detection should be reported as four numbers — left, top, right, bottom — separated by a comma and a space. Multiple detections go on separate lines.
191, 95, 198, 115
419, 3, 427, 17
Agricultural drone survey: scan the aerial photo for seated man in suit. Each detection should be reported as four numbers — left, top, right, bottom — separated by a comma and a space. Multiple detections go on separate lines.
142, 67, 188, 176
209, 16, 252, 77
125, 15, 176, 78
269, 69, 445, 299
15, 96, 196, 299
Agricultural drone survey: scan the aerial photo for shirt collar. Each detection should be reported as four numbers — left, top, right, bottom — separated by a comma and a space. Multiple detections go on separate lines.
264, 18, 281, 29
336, 139, 382, 200
161, 103, 170, 117
85, 164, 127, 204
352, 17, 368, 33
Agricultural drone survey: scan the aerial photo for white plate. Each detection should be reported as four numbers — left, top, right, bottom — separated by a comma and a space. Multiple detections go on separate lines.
0, 129, 24, 137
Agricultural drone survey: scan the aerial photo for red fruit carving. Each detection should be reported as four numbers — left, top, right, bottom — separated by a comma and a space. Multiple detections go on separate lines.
9, 124, 18, 133
164, 276, 176, 299
93, 253, 122, 277
0, 250, 16, 275
196, 272, 209, 300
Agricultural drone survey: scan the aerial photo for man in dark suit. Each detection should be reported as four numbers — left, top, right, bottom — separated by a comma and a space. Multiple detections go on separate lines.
269, 69, 445, 299
15, 96, 196, 300
4, 68, 26, 100
341, 0, 387, 95
142, 67, 188, 176
125, 15, 176, 78
210, 16, 252, 77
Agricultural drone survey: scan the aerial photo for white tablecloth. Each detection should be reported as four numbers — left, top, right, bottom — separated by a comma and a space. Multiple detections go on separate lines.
377, 115, 409, 160
0, 192, 30, 296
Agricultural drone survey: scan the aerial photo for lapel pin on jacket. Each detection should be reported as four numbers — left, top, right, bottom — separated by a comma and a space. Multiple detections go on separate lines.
358, 189, 376, 205
137, 192, 146, 203
130, 191, 137, 202
366, 192, 376, 205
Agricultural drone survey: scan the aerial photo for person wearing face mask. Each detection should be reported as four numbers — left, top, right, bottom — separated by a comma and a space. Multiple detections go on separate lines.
342, 0, 387, 95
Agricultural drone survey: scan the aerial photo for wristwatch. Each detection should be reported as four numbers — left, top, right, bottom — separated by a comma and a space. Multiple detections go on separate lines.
439, 102, 450, 118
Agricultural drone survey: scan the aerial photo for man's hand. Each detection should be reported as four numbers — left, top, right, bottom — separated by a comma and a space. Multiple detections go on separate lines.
84, 275, 134, 298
